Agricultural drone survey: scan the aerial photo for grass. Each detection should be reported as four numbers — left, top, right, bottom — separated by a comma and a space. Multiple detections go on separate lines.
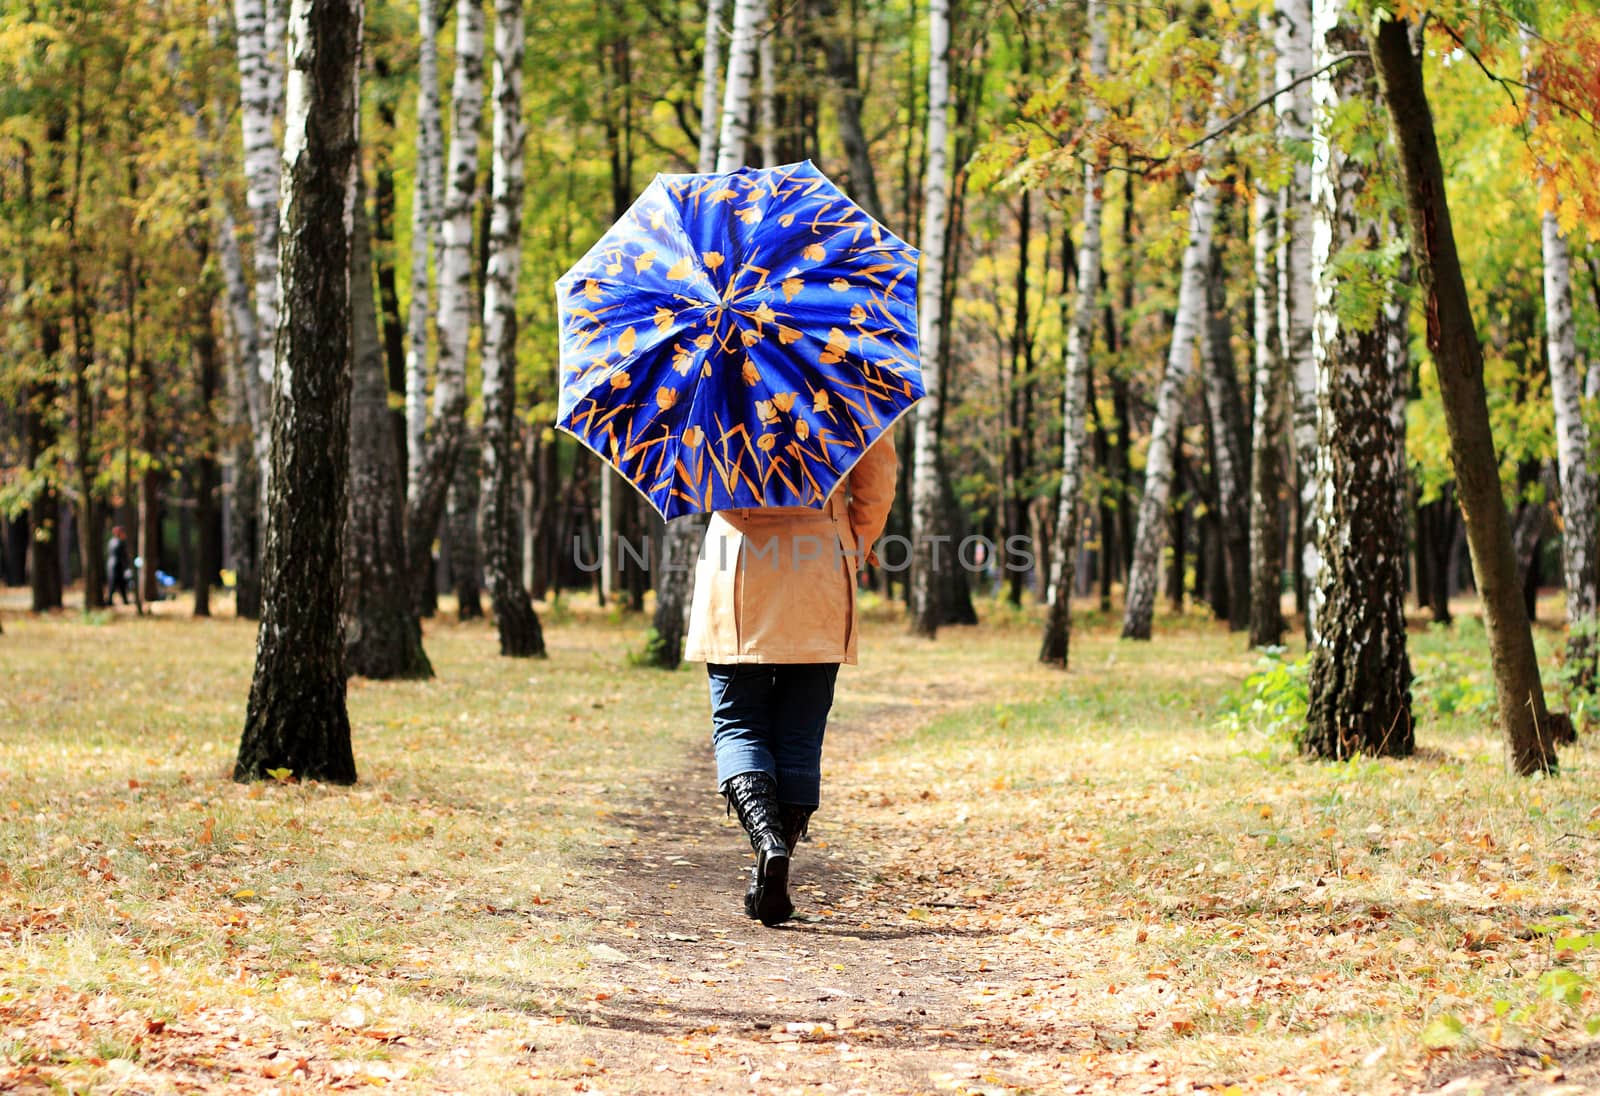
0, 600, 710, 1090
842, 599, 1600, 1091
2, 589, 1599, 1092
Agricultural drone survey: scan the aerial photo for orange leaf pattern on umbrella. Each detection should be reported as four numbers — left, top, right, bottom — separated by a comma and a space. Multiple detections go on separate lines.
556, 160, 923, 520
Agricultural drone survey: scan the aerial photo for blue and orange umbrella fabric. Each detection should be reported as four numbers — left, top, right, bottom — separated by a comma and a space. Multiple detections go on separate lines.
555, 160, 923, 521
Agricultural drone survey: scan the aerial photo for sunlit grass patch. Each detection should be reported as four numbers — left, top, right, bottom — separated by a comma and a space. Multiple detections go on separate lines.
847, 609, 1600, 1091
0, 604, 705, 1090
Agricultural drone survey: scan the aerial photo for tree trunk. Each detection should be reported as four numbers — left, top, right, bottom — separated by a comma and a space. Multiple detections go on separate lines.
345, 176, 434, 680
406, 0, 484, 614
1201, 246, 1252, 632
233, 0, 285, 464
1121, 87, 1227, 640
1249, 102, 1288, 648
479, 0, 545, 657
1040, 0, 1105, 665
404, 0, 445, 500
1275, 0, 1318, 626
908, 0, 952, 637
448, 432, 484, 620
716, 0, 765, 173
1541, 214, 1598, 692
237, 0, 362, 784
813, 0, 886, 223
642, 0, 761, 667
192, 280, 221, 618
1303, 17, 1412, 759
696, 0, 725, 173
372, 114, 408, 482
1370, 16, 1558, 774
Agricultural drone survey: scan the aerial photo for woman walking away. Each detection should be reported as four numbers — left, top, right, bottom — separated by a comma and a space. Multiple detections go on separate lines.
685, 432, 897, 926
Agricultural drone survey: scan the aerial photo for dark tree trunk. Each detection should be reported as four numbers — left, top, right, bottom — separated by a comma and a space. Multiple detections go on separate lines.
25, 396, 63, 612
813, 0, 886, 224
345, 178, 434, 679
372, 137, 409, 486
192, 282, 221, 618
1372, 17, 1557, 774
528, 427, 556, 601
232, 442, 263, 619
1201, 251, 1252, 631
1420, 491, 1454, 623
237, 0, 363, 785
447, 431, 484, 620
1165, 445, 1187, 616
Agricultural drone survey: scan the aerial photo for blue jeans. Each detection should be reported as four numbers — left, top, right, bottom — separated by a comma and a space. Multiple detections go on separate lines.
707, 663, 840, 809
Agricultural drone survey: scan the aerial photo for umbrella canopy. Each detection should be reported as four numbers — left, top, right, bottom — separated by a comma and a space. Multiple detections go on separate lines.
556, 160, 922, 521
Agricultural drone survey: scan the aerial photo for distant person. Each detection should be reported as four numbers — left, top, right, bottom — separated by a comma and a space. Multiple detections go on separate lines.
106, 527, 133, 606
685, 433, 897, 927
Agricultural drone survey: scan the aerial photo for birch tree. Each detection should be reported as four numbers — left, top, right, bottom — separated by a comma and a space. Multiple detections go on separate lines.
406, 0, 485, 612
1544, 213, 1598, 689
237, 0, 363, 784
480, 0, 545, 657
1121, 77, 1229, 641
233, 0, 285, 430
1370, 14, 1560, 774
696, 0, 725, 173
644, 0, 758, 667
1249, 20, 1287, 649
1527, 49, 1599, 692
907, 0, 951, 638
1039, 0, 1105, 667
1275, 0, 1318, 623
404, 0, 444, 496
1302, 9, 1411, 759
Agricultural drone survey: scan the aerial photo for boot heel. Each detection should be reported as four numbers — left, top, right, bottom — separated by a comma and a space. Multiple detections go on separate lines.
755, 845, 792, 927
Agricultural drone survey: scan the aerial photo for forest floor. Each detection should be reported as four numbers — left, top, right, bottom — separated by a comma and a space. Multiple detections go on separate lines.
4, 590, 1600, 1094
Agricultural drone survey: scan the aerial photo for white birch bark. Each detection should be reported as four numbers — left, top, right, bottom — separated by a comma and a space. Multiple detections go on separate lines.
481, 0, 540, 641
1275, 0, 1319, 617
1120, 76, 1230, 640
758, 20, 778, 166
697, 0, 725, 173
1039, 0, 1106, 665
646, 0, 735, 665
715, 0, 765, 172
1303, 1, 1411, 756
1524, 31, 1600, 674
405, 0, 485, 607
233, 0, 284, 401
432, 0, 484, 450
908, 0, 951, 636
1543, 213, 1598, 657
405, 0, 444, 495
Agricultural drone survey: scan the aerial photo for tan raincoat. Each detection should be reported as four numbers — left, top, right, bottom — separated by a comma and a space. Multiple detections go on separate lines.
684, 433, 897, 665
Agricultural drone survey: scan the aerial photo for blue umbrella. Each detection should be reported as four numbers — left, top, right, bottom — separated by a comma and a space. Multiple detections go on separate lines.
556, 160, 922, 521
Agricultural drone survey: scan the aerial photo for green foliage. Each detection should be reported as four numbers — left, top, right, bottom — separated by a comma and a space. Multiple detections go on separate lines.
1215, 648, 1309, 746
1411, 628, 1497, 721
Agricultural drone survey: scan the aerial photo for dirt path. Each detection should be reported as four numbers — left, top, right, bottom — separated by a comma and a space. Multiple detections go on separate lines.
524, 716, 1082, 1095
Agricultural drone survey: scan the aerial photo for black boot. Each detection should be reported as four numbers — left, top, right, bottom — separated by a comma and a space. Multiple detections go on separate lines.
723, 772, 793, 926
778, 803, 814, 855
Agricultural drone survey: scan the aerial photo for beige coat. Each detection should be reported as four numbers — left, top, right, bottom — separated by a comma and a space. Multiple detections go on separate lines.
684, 433, 897, 665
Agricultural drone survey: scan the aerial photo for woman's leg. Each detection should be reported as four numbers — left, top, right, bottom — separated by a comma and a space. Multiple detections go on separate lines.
767, 663, 841, 811
708, 663, 793, 925
706, 664, 778, 790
